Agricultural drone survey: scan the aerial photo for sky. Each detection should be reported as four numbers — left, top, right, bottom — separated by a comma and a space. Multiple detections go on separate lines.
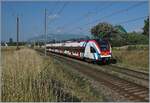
1, 1, 149, 42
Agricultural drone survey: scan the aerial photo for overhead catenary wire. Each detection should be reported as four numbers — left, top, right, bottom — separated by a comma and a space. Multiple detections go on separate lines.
57, 2, 68, 15
47, 2, 69, 35
30, 2, 59, 45
55, 2, 113, 30
66, 2, 146, 33
49, 1, 59, 14
75, 15, 148, 34
81, 2, 145, 27
47, 1, 60, 23
48, 2, 69, 26
30, 2, 147, 42
90, 3, 114, 16
28, 2, 60, 43
116, 15, 147, 24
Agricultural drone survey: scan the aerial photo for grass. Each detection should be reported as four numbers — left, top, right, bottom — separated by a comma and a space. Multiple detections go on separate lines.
1, 47, 103, 102
1, 46, 25, 51
113, 45, 149, 50
1, 48, 52, 101
51, 58, 103, 102
112, 45, 149, 72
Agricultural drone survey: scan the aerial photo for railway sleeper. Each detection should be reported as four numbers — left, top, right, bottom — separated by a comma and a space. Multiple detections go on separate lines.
113, 83, 132, 87
121, 86, 139, 90
123, 94, 147, 102
145, 97, 149, 101
96, 77, 146, 101
139, 95, 149, 102
113, 83, 138, 90
124, 87, 140, 91
118, 92, 144, 102
128, 88, 145, 93
133, 90, 148, 95
106, 79, 131, 86
139, 94, 149, 99
112, 87, 147, 101
109, 79, 133, 86
127, 96, 139, 101
138, 92, 149, 97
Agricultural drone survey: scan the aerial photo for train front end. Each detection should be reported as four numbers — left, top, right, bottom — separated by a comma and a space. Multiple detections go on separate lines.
96, 40, 112, 63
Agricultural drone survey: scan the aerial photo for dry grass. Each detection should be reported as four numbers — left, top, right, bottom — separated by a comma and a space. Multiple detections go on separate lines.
50, 58, 102, 102
112, 47, 149, 72
1, 48, 103, 102
1, 46, 25, 51
1, 48, 54, 101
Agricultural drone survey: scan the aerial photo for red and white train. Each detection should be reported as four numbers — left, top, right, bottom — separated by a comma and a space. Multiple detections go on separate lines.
46, 39, 112, 63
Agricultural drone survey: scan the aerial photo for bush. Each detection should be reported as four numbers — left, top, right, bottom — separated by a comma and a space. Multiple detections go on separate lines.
126, 33, 149, 45
110, 32, 149, 47
110, 33, 127, 47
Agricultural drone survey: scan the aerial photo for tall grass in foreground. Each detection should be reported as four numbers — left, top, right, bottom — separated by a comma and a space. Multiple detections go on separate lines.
2, 48, 54, 101
1, 48, 102, 102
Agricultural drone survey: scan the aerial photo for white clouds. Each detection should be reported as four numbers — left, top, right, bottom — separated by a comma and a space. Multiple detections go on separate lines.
48, 14, 59, 20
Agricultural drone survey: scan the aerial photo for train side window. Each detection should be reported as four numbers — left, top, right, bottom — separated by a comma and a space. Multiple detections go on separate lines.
90, 47, 96, 53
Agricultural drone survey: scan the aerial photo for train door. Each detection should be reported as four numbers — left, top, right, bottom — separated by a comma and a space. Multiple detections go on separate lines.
84, 43, 96, 60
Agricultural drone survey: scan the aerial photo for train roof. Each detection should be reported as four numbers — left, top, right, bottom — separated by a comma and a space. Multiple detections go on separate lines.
47, 38, 109, 44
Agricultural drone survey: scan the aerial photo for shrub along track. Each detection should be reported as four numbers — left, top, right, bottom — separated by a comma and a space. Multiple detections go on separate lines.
36, 49, 149, 102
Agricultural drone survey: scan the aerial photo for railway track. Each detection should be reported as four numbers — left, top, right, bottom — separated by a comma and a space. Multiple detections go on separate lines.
105, 64, 149, 80
36, 49, 149, 102
100, 64, 149, 88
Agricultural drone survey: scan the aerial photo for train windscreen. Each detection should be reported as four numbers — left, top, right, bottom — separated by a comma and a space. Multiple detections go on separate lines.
98, 40, 109, 51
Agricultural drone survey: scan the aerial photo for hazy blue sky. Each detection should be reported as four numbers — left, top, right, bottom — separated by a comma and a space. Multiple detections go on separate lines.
1, 1, 149, 42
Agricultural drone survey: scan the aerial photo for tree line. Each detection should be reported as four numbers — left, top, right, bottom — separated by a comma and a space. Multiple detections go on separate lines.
90, 16, 149, 47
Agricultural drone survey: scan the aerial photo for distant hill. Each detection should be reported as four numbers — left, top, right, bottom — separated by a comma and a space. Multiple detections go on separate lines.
28, 33, 90, 42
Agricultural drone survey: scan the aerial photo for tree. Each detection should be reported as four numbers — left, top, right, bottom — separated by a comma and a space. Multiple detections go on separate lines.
91, 22, 113, 39
127, 32, 148, 45
143, 16, 149, 36
113, 25, 127, 34
90, 23, 127, 39
90, 22, 128, 46
9, 38, 14, 45
90, 21, 149, 46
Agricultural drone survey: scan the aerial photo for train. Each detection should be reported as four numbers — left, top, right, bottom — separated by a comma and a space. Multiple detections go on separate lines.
46, 39, 112, 64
